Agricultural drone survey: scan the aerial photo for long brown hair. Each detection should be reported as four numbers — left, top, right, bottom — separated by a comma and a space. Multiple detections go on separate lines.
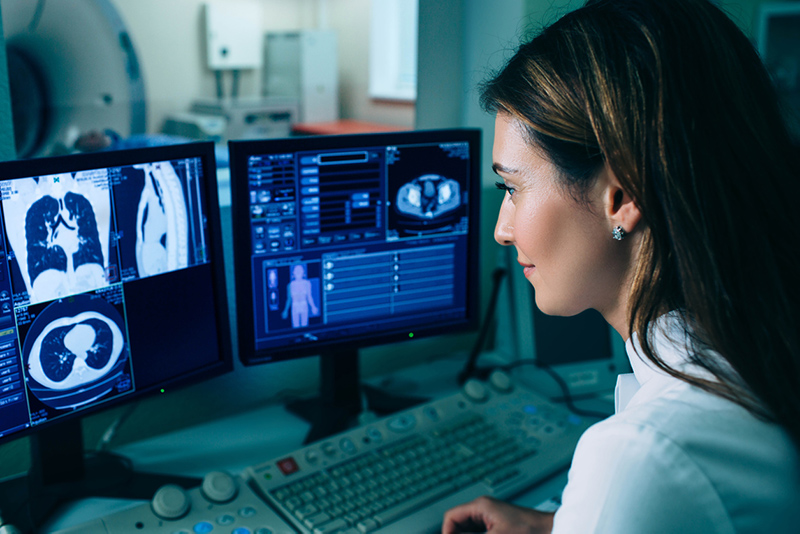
481, 0, 800, 445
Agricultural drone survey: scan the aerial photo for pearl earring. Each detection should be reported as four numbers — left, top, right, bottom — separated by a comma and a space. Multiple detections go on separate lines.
612, 226, 626, 241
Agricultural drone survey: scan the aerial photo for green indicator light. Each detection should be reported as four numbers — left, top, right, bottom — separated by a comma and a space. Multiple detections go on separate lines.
409, 332, 414, 338
160, 389, 165, 394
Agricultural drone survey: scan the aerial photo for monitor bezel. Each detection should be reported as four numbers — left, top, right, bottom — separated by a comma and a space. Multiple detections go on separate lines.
230, 128, 482, 367
0, 141, 233, 444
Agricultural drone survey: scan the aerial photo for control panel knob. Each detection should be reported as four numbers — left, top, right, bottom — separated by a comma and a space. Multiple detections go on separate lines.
463, 378, 488, 402
151, 484, 191, 520
202, 471, 238, 503
489, 369, 513, 393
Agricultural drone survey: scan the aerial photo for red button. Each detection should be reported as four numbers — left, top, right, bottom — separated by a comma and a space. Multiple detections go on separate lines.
277, 457, 299, 475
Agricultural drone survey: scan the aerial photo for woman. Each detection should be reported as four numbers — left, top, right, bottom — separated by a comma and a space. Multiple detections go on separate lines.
443, 0, 800, 532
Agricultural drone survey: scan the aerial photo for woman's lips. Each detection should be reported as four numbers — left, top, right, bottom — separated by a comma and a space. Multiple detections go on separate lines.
518, 260, 535, 278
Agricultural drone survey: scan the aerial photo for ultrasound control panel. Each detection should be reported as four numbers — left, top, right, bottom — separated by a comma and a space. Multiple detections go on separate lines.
49, 371, 591, 534
50, 472, 297, 534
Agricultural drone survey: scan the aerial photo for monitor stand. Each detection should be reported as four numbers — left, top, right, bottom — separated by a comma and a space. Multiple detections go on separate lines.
0, 418, 200, 533
285, 349, 429, 444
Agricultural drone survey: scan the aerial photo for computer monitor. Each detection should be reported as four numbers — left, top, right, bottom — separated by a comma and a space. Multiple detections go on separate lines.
229, 128, 481, 442
493, 244, 629, 400
0, 142, 232, 527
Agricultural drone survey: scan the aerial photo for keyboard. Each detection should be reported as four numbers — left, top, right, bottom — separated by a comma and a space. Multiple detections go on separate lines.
245, 370, 593, 534
48, 371, 594, 534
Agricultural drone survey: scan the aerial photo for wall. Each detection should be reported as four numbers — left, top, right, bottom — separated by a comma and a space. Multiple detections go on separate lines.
327, 0, 416, 127
110, 0, 414, 133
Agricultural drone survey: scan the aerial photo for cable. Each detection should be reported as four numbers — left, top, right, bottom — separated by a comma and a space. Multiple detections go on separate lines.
28, 0, 47, 32
215, 70, 225, 100
458, 267, 507, 385
357, 389, 378, 425
231, 70, 241, 100
498, 358, 612, 419
95, 402, 139, 451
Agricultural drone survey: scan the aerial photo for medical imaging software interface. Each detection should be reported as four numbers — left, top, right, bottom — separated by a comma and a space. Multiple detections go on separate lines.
246, 138, 473, 355
0, 156, 212, 439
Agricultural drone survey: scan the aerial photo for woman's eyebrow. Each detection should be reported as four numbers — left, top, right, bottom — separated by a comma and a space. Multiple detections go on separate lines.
492, 162, 518, 175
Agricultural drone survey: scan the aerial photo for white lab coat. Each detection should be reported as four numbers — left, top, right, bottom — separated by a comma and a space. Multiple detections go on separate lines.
552, 314, 800, 533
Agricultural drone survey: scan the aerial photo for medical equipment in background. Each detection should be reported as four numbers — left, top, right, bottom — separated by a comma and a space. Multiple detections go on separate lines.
1, 0, 146, 158
161, 112, 228, 143
203, 0, 262, 101
161, 2, 298, 143
162, 97, 298, 143
262, 30, 339, 124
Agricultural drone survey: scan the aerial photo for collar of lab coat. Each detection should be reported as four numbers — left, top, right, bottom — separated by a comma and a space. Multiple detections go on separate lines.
615, 312, 695, 413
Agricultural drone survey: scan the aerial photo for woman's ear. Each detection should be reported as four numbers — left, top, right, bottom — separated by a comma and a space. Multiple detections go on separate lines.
600, 165, 642, 234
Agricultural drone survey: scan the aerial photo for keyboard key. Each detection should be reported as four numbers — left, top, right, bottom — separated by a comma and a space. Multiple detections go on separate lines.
304, 512, 332, 529
372, 482, 457, 527
295, 503, 319, 520
355, 518, 379, 533
312, 518, 349, 534
283, 495, 303, 511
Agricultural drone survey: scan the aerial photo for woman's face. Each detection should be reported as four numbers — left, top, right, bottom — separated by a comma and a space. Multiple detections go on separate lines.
493, 113, 628, 318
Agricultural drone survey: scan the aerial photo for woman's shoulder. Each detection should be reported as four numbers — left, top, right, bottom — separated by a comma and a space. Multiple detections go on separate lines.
589, 379, 797, 472
567, 383, 800, 532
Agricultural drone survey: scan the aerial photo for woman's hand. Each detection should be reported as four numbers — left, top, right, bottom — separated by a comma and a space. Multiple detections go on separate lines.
442, 496, 555, 534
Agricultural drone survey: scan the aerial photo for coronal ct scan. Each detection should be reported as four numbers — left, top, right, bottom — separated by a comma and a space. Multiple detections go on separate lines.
2, 172, 111, 305
133, 161, 189, 277
22, 293, 131, 411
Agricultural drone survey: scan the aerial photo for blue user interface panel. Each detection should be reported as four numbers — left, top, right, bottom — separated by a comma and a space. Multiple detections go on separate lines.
0, 144, 229, 441
232, 130, 480, 363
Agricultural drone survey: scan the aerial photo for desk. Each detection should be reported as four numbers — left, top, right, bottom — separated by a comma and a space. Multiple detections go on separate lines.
291, 120, 410, 136
42, 357, 593, 532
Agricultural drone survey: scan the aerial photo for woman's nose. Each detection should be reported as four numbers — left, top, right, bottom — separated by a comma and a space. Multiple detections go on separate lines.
494, 204, 513, 246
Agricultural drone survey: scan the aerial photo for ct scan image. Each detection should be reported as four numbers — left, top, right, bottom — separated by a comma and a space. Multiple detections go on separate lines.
114, 161, 193, 282
2, 171, 112, 306
386, 144, 470, 239
133, 161, 189, 277
19, 291, 132, 416
395, 174, 462, 220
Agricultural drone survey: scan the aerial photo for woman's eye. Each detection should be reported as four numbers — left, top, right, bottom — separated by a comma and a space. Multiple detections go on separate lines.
495, 181, 515, 196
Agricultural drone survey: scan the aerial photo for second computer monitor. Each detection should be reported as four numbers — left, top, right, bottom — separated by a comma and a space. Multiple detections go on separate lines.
229, 129, 481, 367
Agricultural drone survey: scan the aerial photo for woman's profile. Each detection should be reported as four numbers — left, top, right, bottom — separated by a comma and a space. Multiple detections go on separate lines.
443, 0, 800, 532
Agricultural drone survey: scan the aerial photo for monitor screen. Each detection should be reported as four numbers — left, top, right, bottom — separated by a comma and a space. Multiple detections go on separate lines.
229, 129, 481, 366
0, 142, 232, 444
